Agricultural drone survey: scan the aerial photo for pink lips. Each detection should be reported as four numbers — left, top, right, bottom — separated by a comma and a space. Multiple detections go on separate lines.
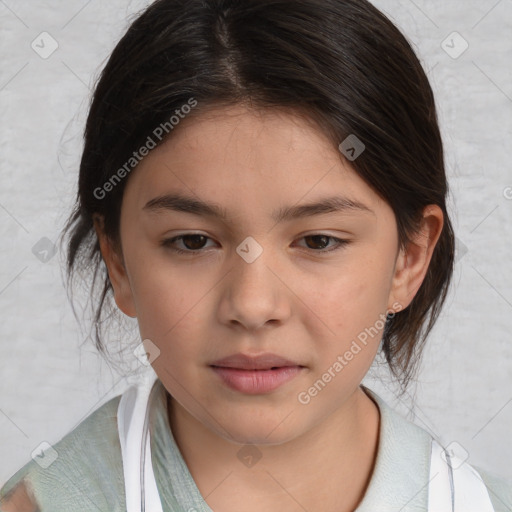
210, 353, 305, 394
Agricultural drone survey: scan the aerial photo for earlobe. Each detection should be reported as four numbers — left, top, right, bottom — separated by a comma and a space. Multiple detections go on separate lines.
92, 214, 137, 318
388, 205, 444, 311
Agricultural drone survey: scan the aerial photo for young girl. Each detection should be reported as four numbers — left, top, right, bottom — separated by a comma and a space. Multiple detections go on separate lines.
1, 0, 511, 510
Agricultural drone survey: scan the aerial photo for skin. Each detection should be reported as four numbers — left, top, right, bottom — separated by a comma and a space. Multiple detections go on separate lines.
93, 104, 443, 512
0, 483, 38, 512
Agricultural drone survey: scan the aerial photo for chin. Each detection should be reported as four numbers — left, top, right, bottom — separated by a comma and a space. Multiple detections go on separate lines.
204, 409, 303, 447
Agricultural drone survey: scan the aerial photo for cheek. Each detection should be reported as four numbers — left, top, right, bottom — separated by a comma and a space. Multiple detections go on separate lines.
124, 246, 213, 351
307, 258, 392, 331
299, 254, 394, 376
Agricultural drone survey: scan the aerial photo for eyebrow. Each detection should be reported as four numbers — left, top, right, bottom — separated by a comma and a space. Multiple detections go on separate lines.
143, 193, 374, 222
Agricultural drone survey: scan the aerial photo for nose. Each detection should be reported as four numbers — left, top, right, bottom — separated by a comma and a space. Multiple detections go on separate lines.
217, 244, 291, 331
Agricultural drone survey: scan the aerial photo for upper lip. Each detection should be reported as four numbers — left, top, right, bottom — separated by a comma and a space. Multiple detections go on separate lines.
210, 353, 303, 370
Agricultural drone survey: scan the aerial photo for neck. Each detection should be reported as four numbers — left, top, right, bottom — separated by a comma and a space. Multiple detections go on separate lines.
166, 386, 380, 512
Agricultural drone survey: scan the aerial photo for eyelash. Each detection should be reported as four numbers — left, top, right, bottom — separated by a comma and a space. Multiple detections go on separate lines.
160, 234, 350, 255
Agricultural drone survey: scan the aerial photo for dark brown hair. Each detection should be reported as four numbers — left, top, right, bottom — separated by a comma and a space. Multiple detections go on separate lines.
60, 0, 455, 391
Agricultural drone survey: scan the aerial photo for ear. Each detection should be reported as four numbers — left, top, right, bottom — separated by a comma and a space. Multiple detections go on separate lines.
388, 205, 444, 311
92, 214, 137, 318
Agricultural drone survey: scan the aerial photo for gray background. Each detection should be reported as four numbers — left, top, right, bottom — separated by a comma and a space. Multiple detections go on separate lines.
1, 0, 511, 485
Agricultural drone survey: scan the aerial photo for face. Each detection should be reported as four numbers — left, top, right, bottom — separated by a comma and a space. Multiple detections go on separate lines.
99, 104, 436, 445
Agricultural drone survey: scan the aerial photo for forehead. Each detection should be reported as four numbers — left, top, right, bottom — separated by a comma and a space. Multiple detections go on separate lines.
122, 104, 387, 220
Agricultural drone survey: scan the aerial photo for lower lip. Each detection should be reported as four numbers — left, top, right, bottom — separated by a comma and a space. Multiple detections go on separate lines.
210, 366, 303, 394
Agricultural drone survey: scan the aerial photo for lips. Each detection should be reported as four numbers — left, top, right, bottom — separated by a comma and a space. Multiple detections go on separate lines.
210, 352, 302, 371
210, 353, 305, 394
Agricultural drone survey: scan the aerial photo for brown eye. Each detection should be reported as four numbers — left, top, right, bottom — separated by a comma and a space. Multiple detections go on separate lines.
304, 235, 331, 250
295, 234, 350, 254
180, 234, 208, 250
161, 234, 215, 254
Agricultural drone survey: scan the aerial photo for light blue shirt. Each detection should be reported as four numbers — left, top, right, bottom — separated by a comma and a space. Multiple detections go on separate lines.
1, 380, 511, 511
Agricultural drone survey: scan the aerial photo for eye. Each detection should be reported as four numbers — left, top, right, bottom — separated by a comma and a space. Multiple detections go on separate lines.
161, 234, 216, 254
294, 234, 350, 254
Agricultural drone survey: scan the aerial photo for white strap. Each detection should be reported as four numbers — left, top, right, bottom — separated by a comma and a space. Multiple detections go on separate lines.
117, 372, 164, 512
428, 438, 495, 512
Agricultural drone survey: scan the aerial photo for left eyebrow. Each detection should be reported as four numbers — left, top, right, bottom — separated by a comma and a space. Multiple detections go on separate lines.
142, 193, 374, 222
273, 196, 375, 222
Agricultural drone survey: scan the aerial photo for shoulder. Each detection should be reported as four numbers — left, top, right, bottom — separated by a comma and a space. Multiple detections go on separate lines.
361, 386, 511, 511
474, 465, 512, 512
0, 393, 124, 512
